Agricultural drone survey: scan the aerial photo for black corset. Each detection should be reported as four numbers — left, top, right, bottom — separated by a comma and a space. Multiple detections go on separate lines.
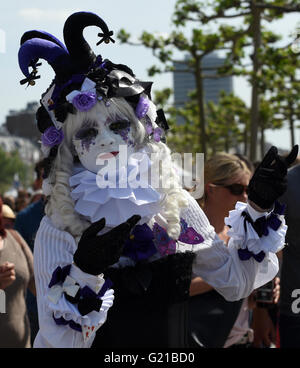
92, 252, 195, 348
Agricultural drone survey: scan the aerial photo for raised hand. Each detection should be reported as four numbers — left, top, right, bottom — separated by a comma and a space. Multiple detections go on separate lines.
0, 262, 16, 289
248, 145, 298, 210
74, 215, 141, 275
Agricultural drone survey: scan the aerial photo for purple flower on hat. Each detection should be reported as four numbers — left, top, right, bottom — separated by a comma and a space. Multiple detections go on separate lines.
153, 127, 163, 142
41, 126, 64, 147
145, 120, 153, 135
72, 91, 97, 112
135, 96, 149, 119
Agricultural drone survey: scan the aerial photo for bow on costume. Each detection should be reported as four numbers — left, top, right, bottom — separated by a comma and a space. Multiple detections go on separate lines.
237, 248, 266, 263
238, 201, 286, 262
48, 265, 80, 304
242, 201, 285, 238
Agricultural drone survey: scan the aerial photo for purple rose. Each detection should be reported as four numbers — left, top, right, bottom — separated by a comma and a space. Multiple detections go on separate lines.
135, 96, 149, 119
72, 91, 97, 112
41, 126, 64, 147
153, 127, 163, 142
145, 120, 153, 135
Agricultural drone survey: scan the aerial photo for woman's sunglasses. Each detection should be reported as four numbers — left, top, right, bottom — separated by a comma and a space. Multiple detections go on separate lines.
211, 183, 248, 196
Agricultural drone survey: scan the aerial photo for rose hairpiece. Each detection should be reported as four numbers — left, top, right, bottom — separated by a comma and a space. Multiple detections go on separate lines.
135, 96, 149, 119
41, 126, 64, 147
66, 78, 98, 112
145, 118, 163, 142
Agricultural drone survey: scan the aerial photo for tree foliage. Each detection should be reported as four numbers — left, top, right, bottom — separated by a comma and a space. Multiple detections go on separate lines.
118, 0, 300, 160
0, 147, 33, 194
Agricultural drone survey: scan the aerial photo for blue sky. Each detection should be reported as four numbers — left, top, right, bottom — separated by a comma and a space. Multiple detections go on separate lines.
0, 1, 299, 150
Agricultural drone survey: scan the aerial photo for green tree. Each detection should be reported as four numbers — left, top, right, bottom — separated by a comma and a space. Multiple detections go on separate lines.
173, 0, 300, 160
165, 91, 249, 155
260, 45, 300, 150
118, 0, 300, 160
0, 147, 33, 194
118, 11, 250, 157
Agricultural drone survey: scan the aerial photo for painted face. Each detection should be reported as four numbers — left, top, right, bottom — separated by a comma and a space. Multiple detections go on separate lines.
73, 106, 136, 173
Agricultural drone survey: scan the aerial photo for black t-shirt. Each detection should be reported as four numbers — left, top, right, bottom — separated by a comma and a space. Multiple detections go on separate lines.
279, 165, 300, 316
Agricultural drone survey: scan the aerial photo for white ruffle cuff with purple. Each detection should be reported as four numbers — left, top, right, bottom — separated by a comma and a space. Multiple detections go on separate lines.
225, 201, 286, 262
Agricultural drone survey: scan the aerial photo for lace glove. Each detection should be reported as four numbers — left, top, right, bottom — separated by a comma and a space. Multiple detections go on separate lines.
74, 215, 141, 275
248, 145, 298, 210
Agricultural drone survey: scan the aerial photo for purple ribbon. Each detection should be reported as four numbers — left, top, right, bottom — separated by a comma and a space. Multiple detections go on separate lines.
123, 224, 157, 262
49, 74, 86, 110
135, 96, 149, 119
78, 279, 112, 316
92, 55, 104, 69
48, 264, 71, 288
98, 278, 113, 298
53, 314, 82, 332
78, 286, 102, 316
238, 248, 265, 263
78, 278, 113, 316
242, 201, 285, 237
80, 279, 113, 300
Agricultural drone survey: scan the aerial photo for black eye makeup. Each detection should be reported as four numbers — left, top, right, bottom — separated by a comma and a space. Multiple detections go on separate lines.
109, 120, 131, 132
75, 121, 98, 140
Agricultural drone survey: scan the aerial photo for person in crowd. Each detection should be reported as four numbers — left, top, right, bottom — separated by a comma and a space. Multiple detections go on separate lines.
14, 194, 45, 345
32, 160, 44, 192
0, 196, 36, 347
18, 11, 296, 348
278, 161, 300, 347
29, 190, 44, 205
189, 153, 281, 348
3, 196, 16, 212
15, 189, 30, 213
14, 175, 45, 345
2, 204, 16, 230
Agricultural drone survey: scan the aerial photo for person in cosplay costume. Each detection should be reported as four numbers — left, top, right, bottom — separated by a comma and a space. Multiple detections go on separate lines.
18, 12, 298, 348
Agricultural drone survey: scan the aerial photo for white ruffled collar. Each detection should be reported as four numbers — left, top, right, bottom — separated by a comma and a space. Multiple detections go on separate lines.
69, 151, 163, 227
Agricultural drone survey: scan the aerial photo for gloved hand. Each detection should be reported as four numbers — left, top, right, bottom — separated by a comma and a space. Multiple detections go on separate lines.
248, 145, 298, 210
74, 215, 141, 275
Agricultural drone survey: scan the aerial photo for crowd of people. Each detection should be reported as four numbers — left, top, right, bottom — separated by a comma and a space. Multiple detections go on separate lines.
0, 10, 298, 349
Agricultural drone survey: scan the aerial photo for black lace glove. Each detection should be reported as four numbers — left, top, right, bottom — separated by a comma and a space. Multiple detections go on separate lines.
248, 145, 298, 210
74, 215, 141, 275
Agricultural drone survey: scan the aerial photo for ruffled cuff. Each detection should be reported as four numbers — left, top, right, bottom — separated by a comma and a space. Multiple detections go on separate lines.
225, 201, 287, 257
46, 264, 114, 343
70, 263, 106, 294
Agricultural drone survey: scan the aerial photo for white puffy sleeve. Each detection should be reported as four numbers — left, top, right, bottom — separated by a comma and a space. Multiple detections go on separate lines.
33, 216, 114, 348
178, 192, 285, 301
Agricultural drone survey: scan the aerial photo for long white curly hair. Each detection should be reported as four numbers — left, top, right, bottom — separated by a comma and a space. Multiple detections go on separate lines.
44, 96, 188, 239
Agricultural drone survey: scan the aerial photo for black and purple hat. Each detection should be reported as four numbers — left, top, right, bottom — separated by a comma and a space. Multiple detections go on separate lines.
18, 12, 156, 130
18, 11, 169, 179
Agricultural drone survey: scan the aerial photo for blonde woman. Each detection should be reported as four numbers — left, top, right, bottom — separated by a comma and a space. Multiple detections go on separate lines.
189, 153, 279, 348
189, 153, 251, 347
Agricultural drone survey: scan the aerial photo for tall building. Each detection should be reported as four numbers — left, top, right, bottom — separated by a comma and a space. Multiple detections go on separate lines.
173, 52, 233, 123
0, 102, 41, 165
4, 102, 40, 144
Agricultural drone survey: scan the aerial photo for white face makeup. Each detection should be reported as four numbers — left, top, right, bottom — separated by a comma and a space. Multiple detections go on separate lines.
73, 110, 136, 173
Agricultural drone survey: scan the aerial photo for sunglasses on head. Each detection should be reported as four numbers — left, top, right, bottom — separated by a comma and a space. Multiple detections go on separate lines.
223, 183, 248, 196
